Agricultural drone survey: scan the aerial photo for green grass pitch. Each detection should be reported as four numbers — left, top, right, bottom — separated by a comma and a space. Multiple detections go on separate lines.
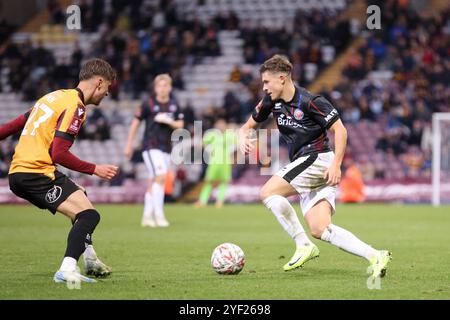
0, 203, 449, 299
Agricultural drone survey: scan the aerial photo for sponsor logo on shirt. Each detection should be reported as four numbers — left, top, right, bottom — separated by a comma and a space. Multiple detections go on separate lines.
277, 116, 303, 128
324, 109, 338, 122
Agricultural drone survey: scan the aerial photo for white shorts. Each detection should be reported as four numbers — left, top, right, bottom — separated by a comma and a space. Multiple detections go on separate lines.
276, 151, 336, 215
141, 149, 171, 179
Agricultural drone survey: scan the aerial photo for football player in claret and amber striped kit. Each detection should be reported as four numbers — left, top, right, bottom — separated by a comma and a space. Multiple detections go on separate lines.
0, 58, 118, 285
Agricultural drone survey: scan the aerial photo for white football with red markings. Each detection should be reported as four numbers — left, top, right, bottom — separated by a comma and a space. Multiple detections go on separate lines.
211, 243, 245, 275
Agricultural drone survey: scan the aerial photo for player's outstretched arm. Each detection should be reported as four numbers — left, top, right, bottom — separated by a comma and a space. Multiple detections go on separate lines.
0, 112, 29, 140
124, 118, 141, 160
324, 119, 347, 186
51, 134, 118, 180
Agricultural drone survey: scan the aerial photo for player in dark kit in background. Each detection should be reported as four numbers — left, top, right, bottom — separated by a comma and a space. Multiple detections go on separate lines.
124, 74, 184, 227
239, 55, 391, 279
0, 58, 118, 285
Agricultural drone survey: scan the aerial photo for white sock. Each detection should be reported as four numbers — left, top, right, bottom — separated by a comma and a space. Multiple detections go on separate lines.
263, 195, 312, 247
152, 182, 166, 220
320, 224, 378, 261
83, 245, 97, 260
143, 191, 154, 220
60, 257, 77, 271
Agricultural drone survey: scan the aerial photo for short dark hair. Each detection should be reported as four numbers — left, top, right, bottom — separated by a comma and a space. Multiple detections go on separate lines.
259, 54, 293, 75
79, 58, 116, 82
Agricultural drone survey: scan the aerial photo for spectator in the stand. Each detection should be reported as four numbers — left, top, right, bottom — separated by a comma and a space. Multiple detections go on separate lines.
375, 133, 389, 153
358, 96, 376, 121
343, 49, 366, 80
376, 128, 408, 157
212, 10, 239, 30
358, 154, 375, 181
413, 98, 431, 122
109, 106, 124, 126
407, 120, 424, 147
398, 102, 414, 128
240, 65, 254, 86
181, 102, 195, 132
79, 108, 111, 141
369, 89, 384, 116
368, 36, 387, 62
201, 106, 219, 131
341, 104, 361, 124
47, 0, 65, 24
229, 65, 242, 83
391, 130, 408, 156
0, 18, 15, 44
93, 118, 110, 141
222, 90, 242, 123
402, 146, 426, 178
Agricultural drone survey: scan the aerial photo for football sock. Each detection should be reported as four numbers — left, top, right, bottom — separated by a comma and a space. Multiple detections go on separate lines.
64, 209, 100, 261
320, 224, 377, 261
216, 183, 228, 203
152, 182, 166, 219
263, 195, 312, 247
83, 244, 97, 260
60, 257, 77, 271
199, 182, 213, 204
143, 191, 154, 220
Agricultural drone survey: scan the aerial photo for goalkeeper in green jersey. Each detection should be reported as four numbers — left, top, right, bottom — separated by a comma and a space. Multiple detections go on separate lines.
196, 119, 237, 208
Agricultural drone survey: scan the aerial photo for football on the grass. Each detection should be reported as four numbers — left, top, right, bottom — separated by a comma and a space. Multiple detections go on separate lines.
211, 243, 245, 275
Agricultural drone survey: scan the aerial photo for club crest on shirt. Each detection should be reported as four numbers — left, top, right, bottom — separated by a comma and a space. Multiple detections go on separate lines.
293, 109, 304, 120
169, 104, 177, 112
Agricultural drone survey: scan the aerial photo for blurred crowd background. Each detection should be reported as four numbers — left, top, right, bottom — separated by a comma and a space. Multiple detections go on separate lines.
0, 0, 449, 203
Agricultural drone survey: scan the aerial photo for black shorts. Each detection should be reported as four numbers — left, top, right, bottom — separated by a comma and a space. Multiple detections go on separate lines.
9, 171, 81, 214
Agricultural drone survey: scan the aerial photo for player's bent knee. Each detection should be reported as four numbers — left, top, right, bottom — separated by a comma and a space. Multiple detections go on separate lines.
310, 226, 326, 239
260, 186, 274, 202
74, 209, 101, 232
57, 190, 94, 220
310, 230, 323, 239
